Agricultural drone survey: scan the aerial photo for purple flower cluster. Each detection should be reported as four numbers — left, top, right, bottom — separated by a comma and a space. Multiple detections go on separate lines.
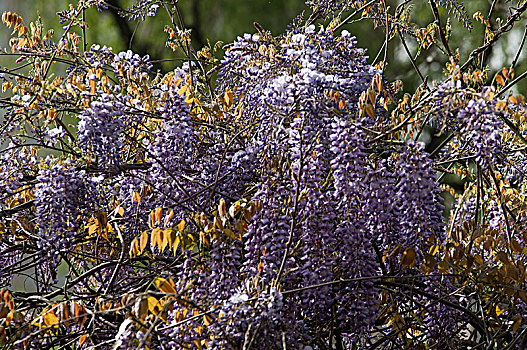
122, 0, 160, 21
392, 140, 445, 250
84, 44, 116, 69
34, 162, 93, 263
77, 94, 128, 167
211, 24, 446, 346
457, 95, 504, 169
2, 0, 527, 348
437, 0, 472, 29
430, 83, 506, 169
0, 239, 20, 288
112, 50, 153, 75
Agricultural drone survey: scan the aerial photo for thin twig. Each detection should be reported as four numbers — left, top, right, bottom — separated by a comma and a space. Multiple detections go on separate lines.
512, 24, 527, 68
397, 27, 428, 88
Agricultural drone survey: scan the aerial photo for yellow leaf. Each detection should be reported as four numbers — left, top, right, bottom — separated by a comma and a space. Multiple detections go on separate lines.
496, 304, 505, 316
503, 67, 509, 80
178, 85, 187, 96
117, 206, 125, 216
229, 201, 242, 218
88, 222, 97, 235
173, 235, 180, 255
98, 226, 108, 241
79, 334, 88, 347
133, 191, 141, 204
156, 278, 176, 294
140, 231, 149, 253
151, 228, 162, 251
17, 37, 27, 48
214, 216, 224, 230
135, 298, 148, 320
164, 209, 174, 226
129, 238, 139, 258
160, 228, 169, 252
165, 228, 176, 249
497, 251, 510, 264
178, 219, 185, 234
374, 73, 383, 92
496, 74, 505, 86
511, 240, 523, 253
5, 310, 13, 326
428, 245, 440, 256
519, 290, 527, 303
368, 89, 376, 105
224, 89, 234, 107
155, 207, 163, 225
47, 109, 58, 120
2, 82, 12, 92
89, 79, 96, 95
95, 212, 108, 237
147, 296, 161, 315
218, 198, 227, 217
150, 211, 156, 227
203, 314, 213, 326
43, 311, 59, 327
338, 100, 346, 109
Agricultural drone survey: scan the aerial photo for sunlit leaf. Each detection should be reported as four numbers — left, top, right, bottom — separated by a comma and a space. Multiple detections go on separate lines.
178, 219, 185, 234
5, 311, 13, 326
160, 228, 169, 252
165, 228, 176, 249
496, 305, 505, 316
164, 209, 174, 226
133, 192, 141, 204
178, 85, 187, 96
156, 277, 176, 294
203, 314, 213, 326
147, 296, 161, 315
151, 228, 162, 251
495, 74, 505, 86
79, 334, 88, 347
218, 198, 227, 217
43, 311, 59, 327
428, 245, 440, 256
173, 235, 180, 255
140, 231, 149, 253
224, 89, 234, 107
129, 238, 139, 258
